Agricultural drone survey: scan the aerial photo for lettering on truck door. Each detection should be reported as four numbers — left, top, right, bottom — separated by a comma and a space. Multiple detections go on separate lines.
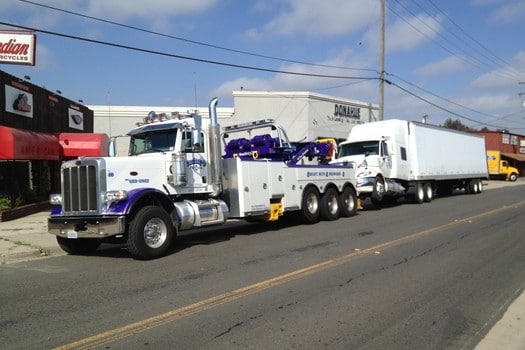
182, 130, 209, 191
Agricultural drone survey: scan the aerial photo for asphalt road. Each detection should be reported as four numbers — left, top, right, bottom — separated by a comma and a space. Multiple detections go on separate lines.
1, 184, 524, 349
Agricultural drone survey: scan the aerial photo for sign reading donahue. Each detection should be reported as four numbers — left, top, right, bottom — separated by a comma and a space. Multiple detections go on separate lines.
0, 30, 36, 66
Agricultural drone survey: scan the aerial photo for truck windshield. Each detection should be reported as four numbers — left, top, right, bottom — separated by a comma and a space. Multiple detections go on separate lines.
338, 141, 379, 158
129, 131, 177, 155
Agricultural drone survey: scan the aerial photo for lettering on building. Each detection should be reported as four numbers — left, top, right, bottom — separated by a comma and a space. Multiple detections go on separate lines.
328, 104, 361, 123
0, 31, 36, 66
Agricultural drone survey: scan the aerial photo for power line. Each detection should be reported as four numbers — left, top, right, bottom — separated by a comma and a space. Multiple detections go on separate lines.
17, 0, 377, 74
3, 5, 521, 132
386, 79, 501, 127
387, 72, 495, 119
426, 0, 522, 76
0, 21, 378, 82
407, 0, 520, 78
387, 0, 518, 81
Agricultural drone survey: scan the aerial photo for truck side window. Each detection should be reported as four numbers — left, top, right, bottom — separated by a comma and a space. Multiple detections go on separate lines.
381, 141, 388, 156
400, 147, 407, 160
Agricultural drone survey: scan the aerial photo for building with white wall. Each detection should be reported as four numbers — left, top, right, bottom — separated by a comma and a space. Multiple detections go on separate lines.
89, 91, 378, 154
231, 91, 378, 141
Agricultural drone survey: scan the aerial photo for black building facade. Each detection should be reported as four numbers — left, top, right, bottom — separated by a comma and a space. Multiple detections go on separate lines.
0, 70, 105, 209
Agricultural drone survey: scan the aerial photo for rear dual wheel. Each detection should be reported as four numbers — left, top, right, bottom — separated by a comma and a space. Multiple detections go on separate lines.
338, 186, 358, 217
320, 188, 340, 221
467, 178, 483, 194
301, 187, 321, 224
413, 182, 432, 204
414, 182, 425, 204
302, 186, 358, 223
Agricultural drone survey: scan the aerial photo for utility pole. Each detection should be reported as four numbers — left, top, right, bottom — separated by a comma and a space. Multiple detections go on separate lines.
518, 81, 525, 107
379, 0, 385, 121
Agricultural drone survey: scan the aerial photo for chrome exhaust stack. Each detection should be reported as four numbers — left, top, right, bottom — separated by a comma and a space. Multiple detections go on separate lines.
208, 97, 222, 197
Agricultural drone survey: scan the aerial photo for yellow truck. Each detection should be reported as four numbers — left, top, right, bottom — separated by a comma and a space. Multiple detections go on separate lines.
486, 150, 519, 181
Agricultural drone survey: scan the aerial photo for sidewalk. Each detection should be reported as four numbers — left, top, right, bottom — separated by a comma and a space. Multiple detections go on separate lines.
0, 179, 524, 349
0, 210, 64, 264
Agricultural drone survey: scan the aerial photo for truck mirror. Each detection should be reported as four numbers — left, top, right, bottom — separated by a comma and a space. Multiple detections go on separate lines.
108, 138, 116, 157
192, 129, 204, 151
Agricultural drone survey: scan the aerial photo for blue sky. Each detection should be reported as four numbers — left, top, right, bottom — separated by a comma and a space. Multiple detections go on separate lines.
1, 0, 525, 134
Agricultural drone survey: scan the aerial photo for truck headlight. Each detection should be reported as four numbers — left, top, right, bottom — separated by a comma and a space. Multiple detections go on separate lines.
104, 190, 128, 203
49, 193, 62, 205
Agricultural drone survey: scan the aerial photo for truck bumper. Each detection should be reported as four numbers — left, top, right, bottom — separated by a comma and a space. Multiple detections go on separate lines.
356, 176, 375, 193
48, 216, 126, 239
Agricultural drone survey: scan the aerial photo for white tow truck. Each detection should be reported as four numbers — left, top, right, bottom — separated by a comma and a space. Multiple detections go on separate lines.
48, 98, 358, 259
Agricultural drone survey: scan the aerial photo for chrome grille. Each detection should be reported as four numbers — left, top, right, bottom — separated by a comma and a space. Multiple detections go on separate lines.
63, 164, 98, 212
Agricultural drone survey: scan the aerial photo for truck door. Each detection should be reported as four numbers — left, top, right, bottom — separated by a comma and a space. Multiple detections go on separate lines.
181, 130, 210, 190
380, 140, 393, 175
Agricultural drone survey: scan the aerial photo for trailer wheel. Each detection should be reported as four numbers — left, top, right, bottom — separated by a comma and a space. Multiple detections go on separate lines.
414, 182, 425, 204
467, 179, 479, 194
339, 186, 357, 217
477, 179, 483, 193
127, 206, 174, 260
371, 176, 385, 204
509, 173, 518, 182
56, 236, 101, 255
301, 186, 320, 224
320, 188, 340, 221
423, 183, 433, 202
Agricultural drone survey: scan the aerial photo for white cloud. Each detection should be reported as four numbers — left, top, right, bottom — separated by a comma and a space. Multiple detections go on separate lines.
211, 77, 273, 100
34, 43, 55, 71
211, 48, 379, 104
415, 56, 468, 77
472, 51, 525, 89
386, 14, 443, 52
86, 0, 218, 20
456, 93, 513, 111
490, 1, 525, 24
263, 0, 379, 38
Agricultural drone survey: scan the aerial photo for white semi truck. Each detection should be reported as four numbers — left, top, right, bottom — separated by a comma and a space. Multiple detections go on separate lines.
332, 119, 488, 205
48, 98, 358, 259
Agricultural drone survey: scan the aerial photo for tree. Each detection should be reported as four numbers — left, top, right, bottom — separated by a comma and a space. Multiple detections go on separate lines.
443, 118, 474, 132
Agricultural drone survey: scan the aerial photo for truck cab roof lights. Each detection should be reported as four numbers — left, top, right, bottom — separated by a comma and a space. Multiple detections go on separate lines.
136, 111, 199, 127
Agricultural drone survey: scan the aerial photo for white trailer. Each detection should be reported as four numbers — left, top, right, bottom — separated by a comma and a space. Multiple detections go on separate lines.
332, 119, 488, 204
48, 98, 358, 259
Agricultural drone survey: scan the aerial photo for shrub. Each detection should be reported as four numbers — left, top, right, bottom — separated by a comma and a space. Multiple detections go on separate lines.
0, 197, 12, 210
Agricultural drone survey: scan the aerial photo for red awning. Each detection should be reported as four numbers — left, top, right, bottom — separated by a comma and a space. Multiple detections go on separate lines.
0, 126, 59, 160
59, 133, 109, 158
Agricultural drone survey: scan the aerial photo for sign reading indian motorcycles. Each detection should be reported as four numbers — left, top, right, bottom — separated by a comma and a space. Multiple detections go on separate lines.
0, 30, 36, 66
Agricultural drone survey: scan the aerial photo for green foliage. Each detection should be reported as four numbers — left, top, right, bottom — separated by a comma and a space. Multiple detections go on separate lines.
443, 118, 475, 132
0, 197, 12, 210
14, 196, 24, 208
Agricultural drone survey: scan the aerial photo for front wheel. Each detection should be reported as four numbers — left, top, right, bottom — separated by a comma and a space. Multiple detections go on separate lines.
509, 173, 518, 182
127, 206, 174, 260
56, 236, 101, 255
371, 176, 385, 204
